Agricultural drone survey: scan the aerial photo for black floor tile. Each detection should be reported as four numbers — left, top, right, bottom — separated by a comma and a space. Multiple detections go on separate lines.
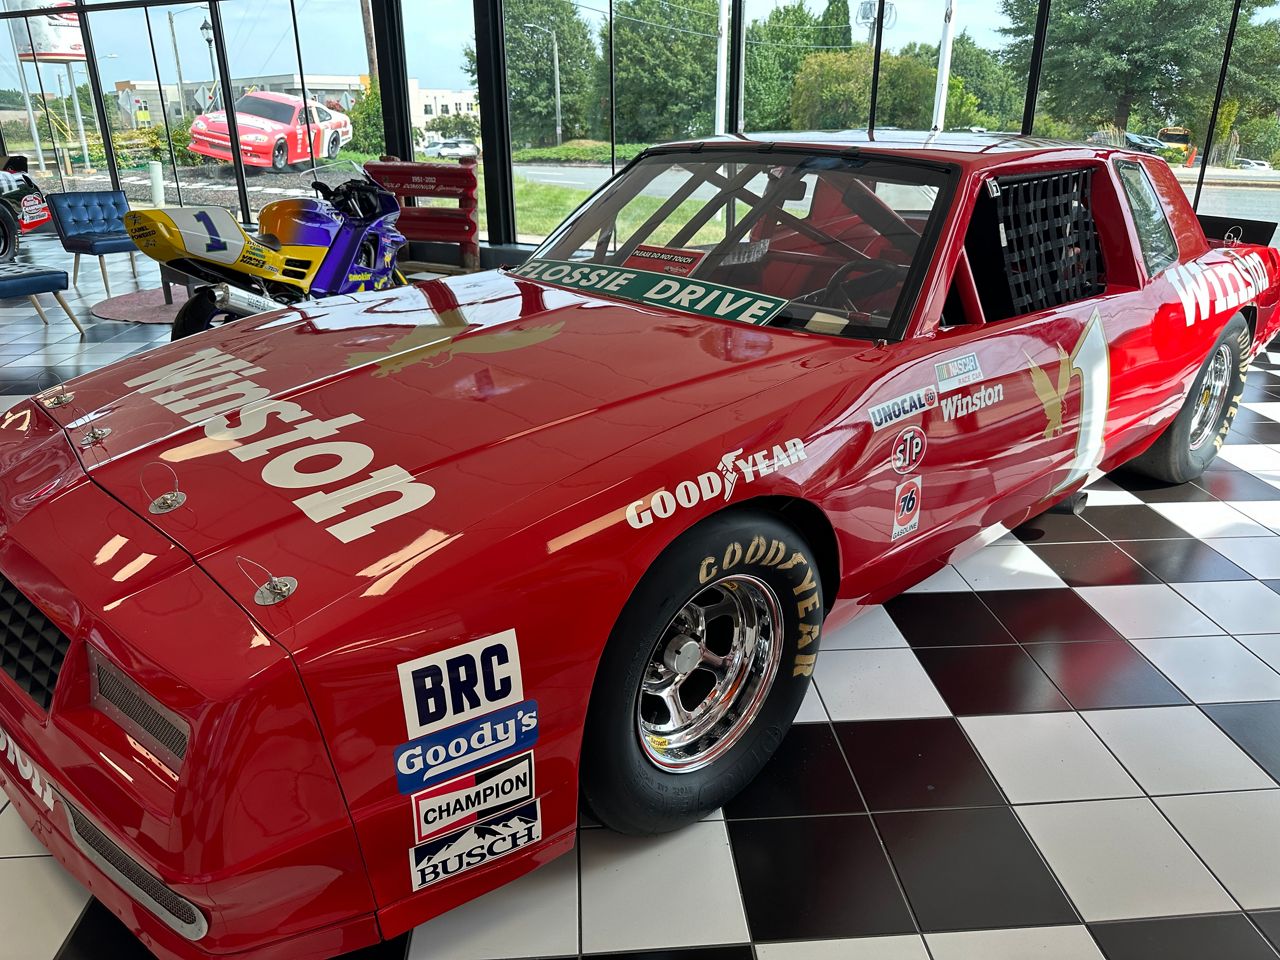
1089, 914, 1280, 960
54, 901, 155, 960
724, 724, 864, 819
1252, 911, 1280, 953
980, 588, 1125, 643
1229, 422, 1280, 445
884, 593, 1015, 648
1025, 640, 1188, 709
1203, 702, 1280, 783
585, 949, 753, 960
835, 718, 1004, 811
727, 815, 915, 941
1196, 467, 1280, 501
1116, 538, 1254, 583
1266, 580, 1280, 597
915, 646, 1071, 715
1109, 471, 1217, 503
1013, 511, 1106, 543
1028, 541, 1161, 588
1083, 505, 1194, 541
875, 806, 1076, 932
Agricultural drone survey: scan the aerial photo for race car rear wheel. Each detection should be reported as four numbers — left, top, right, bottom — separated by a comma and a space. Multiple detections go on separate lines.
0, 205, 19, 263
271, 140, 289, 172
581, 510, 823, 834
1128, 314, 1250, 484
326, 133, 340, 160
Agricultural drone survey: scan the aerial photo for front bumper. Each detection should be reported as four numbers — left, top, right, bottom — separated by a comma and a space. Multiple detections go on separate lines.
188, 135, 273, 168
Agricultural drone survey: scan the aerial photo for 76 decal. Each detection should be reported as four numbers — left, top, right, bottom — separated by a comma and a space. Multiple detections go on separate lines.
892, 477, 922, 542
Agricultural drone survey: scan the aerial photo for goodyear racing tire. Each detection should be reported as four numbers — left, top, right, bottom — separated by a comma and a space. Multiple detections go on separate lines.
0, 205, 19, 263
1129, 314, 1250, 484
581, 511, 823, 834
171, 287, 238, 341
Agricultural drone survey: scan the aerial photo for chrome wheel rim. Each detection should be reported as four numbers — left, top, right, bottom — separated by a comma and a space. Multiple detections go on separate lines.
1189, 343, 1233, 451
636, 574, 783, 773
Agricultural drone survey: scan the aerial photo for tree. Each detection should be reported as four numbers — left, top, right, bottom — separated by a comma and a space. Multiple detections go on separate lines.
815, 0, 853, 49
949, 32, 1021, 129
743, 2, 820, 131
347, 78, 385, 154
789, 45, 875, 129
426, 113, 481, 140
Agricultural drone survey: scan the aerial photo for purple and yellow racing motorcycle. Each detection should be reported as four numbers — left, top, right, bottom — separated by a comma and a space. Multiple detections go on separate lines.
125, 167, 407, 340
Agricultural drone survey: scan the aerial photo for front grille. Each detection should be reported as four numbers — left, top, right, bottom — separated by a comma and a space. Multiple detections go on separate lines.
0, 574, 71, 710
63, 799, 208, 941
89, 648, 189, 769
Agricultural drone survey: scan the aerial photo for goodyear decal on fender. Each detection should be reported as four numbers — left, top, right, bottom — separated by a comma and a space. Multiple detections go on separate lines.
513, 258, 787, 325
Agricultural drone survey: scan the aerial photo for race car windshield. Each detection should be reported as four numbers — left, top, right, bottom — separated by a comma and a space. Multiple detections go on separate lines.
235, 95, 296, 125
525, 149, 953, 340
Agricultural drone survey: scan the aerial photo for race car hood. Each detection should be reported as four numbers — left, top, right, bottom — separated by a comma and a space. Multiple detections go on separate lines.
195, 110, 283, 136
39, 272, 833, 636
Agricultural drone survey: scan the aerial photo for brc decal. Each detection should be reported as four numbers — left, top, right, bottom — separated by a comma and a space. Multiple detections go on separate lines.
409, 799, 542, 891
939, 383, 1004, 421
869, 387, 938, 430
935, 353, 983, 392
892, 476, 922, 542
891, 426, 926, 475
1167, 250, 1269, 327
625, 438, 807, 529
398, 630, 524, 739
411, 751, 535, 843
395, 700, 539, 794
0, 723, 55, 811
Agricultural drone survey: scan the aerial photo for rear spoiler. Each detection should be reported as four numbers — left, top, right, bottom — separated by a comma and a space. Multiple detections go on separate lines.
1198, 213, 1277, 249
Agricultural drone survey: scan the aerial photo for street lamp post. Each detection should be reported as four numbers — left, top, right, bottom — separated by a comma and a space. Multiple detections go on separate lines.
168, 11, 188, 120
524, 23, 561, 147
200, 17, 216, 108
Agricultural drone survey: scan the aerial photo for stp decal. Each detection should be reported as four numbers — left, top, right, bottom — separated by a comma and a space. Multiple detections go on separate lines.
892, 476, 922, 542
411, 751, 535, 843
409, 799, 542, 891
395, 699, 539, 794
935, 353, 983, 392
398, 630, 524, 739
869, 386, 937, 430
891, 426, 926, 475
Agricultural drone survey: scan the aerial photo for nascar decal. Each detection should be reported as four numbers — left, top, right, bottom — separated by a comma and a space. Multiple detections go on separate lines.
935, 353, 983, 393
395, 699, 539, 793
399, 630, 524, 739
125, 348, 435, 543
892, 476, 922, 542
891, 426, 926, 475
939, 382, 1004, 422
626, 438, 807, 529
412, 751, 535, 843
1168, 250, 1269, 327
869, 387, 937, 430
0, 723, 54, 811
1028, 312, 1110, 493
409, 799, 542, 891
622, 244, 706, 277
513, 258, 788, 325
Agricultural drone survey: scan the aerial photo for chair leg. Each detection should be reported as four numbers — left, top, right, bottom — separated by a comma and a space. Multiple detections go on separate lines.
72, 253, 80, 285
28, 295, 48, 325
53, 292, 84, 335
129, 251, 137, 278
98, 256, 110, 297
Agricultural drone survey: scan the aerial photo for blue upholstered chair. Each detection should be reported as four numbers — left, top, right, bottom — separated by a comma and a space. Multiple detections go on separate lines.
47, 190, 136, 297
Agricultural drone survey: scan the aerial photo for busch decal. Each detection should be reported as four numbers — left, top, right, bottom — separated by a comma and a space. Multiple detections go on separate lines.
892, 476, 922, 542
0, 723, 54, 811
412, 751, 535, 843
398, 630, 524, 739
395, 699, 539, 794
409, 800, 542, 891
869, 387, 938, 430
934, 353, 983, 393
891, 426, 926, 475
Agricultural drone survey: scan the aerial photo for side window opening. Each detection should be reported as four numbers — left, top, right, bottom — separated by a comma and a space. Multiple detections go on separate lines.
963, 168, 1107, 324
1114, 159, 1179, 277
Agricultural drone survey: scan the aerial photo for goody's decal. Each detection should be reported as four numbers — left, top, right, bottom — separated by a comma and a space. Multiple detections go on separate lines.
891, 426, 926, 475
935, 353, 983, 392
0, 723, 54, 811
395, 699, 539, 794
512, 258, 788, 325
892, 476, 922, 542
869, 387, 937, 430
409, 799, 542, 891
412, 751, 535, 843
399, 630, 524, 739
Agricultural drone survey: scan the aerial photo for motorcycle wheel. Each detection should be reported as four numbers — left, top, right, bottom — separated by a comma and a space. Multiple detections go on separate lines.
0, 206, 19, 263
172, 287, 238, 341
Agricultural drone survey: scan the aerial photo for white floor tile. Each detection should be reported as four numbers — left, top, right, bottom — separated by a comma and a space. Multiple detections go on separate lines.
961, 713, 1140, 804
1085, 476, 1143, 506
1016, 798, 1236, 921
816, 649, 950, 721
1238, 634, 1280, 673
953, 542, 1066, 591
1083, 706, 1275, 795
905, 565, 970, 593
1132, 636, 1280, 703
1150, 502, 1273, 539
1244, 401, 1280, 422
1226, 500, 1280, 534
1217, 444, 1280, 486
1172, 580, 1280, 635
1076, 585, 1224, 639
0, 855, 89, 959
757, 937, 930, 960
1157, 791, 1280, 910
580, 820, 748, 952
824, 605, 908, 649
406, 848, 578, 960
1203, 537, 1280, 579
794, 681, 828, 723
925, 925, 1106, 960
0, 803, 48, 858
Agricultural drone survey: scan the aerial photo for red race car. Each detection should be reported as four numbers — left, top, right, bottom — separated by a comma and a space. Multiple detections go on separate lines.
0, 133, 1277, 960
189, 91, 354, 171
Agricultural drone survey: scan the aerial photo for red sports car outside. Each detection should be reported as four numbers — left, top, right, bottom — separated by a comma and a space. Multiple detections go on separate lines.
189, 91, 354, 171
0, 133, 1277, 960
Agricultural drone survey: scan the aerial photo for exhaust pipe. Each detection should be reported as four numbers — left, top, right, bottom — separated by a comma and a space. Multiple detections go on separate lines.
210, 283, 281, 318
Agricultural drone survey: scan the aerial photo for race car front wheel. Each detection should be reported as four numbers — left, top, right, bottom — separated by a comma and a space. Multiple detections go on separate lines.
580, 510, 823, 834
1128, 314, 1250, 484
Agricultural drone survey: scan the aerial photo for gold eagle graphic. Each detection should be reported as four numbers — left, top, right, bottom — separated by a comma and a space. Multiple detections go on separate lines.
347, 321, 566, 377
1026, 344, 1072, 439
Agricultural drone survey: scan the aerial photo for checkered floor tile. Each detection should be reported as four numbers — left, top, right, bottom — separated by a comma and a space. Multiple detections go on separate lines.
4, 246, 1280, 959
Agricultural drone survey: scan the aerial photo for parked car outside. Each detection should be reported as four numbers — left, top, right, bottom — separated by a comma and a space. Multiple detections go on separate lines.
438, 138, 480, 159
189, 91, 354, 172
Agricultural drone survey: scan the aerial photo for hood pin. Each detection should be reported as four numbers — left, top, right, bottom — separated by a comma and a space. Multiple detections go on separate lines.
142, 463, 187, 515
237, 556, 298, 607
41, 386, 73, 408
79, 426, 111, 447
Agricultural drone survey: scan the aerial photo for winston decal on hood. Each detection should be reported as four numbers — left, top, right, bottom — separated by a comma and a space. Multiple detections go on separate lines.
122, 346, 435, 543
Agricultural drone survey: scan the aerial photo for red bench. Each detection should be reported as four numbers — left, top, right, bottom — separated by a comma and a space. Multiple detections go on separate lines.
364, 159, 480, 272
